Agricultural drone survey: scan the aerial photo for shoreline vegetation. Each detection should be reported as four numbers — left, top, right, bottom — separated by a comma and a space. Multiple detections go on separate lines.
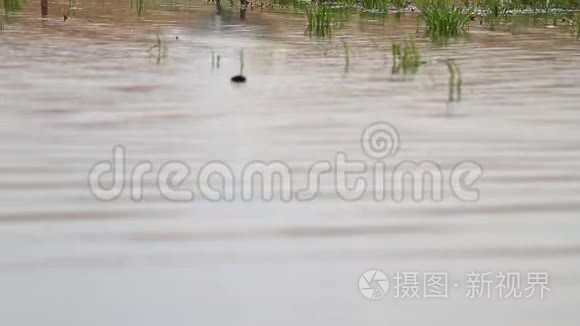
1, 0, 579, 39
293, 0, 580, 38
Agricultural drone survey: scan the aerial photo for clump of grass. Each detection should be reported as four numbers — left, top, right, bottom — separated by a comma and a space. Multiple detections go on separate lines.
357, 0, 407, 12
418, 0, 472, 37
525, 0, 556, 12
476, 0, 510, 29
277, 0, 308, 10
305, 5, 349, 37
390, 0, 408, 10
391, 41, 422, 74
306, 5, 333, 36
446, 59, 462, 102
479, 0, 510, 17
361, 0, 390, 11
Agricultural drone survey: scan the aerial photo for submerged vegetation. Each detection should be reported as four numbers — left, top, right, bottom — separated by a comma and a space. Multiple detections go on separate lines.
1, 0, 21, 14
274, 0, 580, 40
1, 0, 20, 28
342, 40, 350, 73
268, 0, 578, 101
391, 41, 423, 74
131, 0, 147, 15
211, 51, 221, 69
576, 14, 580, 39
147, 33, 167, 63
446, 60, 462, 102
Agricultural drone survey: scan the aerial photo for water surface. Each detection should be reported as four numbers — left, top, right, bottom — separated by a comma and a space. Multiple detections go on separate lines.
1, 1, 580, 325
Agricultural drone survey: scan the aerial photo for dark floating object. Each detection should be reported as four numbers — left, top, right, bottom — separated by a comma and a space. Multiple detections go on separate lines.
231, 75, 246, 83
231, 51, 246, 83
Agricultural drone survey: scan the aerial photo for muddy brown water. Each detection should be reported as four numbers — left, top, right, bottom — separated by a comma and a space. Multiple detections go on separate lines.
1, 1, 580, 325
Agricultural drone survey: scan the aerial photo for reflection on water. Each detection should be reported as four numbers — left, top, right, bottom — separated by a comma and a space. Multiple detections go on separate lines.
0, 0, 580, 325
